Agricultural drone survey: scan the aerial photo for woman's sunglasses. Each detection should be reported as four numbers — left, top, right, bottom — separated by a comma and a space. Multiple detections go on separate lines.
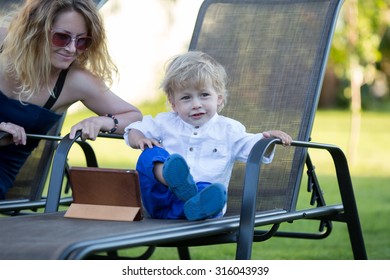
51, 31, 92, 52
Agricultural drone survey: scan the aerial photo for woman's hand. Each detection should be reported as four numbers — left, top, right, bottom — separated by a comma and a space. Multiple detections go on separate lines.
69, 116, 110, 140
0, 122, 27, 146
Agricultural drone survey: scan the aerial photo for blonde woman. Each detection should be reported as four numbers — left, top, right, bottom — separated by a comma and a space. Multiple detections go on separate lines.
0, 0, 142, 199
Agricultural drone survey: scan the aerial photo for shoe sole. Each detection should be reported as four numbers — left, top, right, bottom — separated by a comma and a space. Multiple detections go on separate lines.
184, 183, 227, 221
162, 154, 197, 201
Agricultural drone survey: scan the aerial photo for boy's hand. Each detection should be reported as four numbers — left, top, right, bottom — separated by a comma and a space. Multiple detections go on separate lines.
136, 138, 162, 151
263, 130, 292, 146
127, 128, 161, 150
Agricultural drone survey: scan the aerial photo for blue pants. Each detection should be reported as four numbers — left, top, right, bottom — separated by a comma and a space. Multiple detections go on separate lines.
136, 146, 210, 219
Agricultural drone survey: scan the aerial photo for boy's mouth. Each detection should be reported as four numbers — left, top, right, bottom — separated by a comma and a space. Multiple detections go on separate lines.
191, 112, 204, 118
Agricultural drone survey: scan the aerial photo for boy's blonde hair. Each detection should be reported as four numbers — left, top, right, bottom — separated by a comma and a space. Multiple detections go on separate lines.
161, 51, 228, 112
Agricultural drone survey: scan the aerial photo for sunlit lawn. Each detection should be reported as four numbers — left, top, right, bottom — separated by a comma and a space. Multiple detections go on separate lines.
61, 107, 390, 260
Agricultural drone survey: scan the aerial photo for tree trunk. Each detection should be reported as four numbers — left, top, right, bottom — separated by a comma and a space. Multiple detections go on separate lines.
345, 0, 361, 165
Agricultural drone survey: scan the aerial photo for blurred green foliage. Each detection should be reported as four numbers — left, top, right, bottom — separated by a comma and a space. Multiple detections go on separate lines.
326, 0, 390, 110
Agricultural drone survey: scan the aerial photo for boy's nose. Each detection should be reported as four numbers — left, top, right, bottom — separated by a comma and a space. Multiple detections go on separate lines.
192, 98, 202, 108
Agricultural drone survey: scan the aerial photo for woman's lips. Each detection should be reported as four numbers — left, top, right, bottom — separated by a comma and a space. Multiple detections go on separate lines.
56, 52, 76, 62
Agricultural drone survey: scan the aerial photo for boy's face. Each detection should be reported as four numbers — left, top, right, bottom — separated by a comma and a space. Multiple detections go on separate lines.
170, 83, 223, 127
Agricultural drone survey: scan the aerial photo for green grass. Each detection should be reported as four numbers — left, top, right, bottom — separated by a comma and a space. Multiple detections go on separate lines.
57, 109, 390, 259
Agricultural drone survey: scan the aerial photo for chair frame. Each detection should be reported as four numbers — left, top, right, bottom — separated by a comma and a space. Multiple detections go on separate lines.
39, 132, 366, 260
0, 0, 367, 260
0, 115, 69, 214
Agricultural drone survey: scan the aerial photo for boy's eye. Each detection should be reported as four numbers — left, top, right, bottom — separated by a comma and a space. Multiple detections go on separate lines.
180, 96, 190, 101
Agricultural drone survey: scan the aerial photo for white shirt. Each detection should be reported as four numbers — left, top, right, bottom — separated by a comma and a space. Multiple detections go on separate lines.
125, 112, 274, 188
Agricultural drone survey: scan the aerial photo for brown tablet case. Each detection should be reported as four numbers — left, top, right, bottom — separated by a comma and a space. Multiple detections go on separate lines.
65, 167, 143, 221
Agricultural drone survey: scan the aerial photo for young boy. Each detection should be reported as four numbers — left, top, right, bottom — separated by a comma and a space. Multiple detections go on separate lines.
125, 51, 292, 221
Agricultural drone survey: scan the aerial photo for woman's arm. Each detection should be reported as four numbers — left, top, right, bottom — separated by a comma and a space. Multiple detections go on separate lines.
64, 69, 142, 140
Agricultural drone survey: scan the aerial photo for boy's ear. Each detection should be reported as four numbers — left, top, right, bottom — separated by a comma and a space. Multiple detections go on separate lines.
217, 94, 224, 106
168, 97, 177, 112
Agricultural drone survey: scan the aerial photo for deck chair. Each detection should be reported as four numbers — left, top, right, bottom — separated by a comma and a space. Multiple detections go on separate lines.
0, 114, 102, 215
0, 114, 69, 214
0, 0, 108, 215
0, 0, 367, 260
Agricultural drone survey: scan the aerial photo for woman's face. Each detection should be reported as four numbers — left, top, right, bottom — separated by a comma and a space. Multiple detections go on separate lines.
50, 10, 89, 70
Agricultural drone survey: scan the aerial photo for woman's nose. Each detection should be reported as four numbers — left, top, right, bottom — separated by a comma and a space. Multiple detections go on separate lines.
65, 39, 77, 53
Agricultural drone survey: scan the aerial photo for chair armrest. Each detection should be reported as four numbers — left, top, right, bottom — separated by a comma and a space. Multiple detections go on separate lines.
236, 137, 358, 259
44, 131, 123, 213
96, 132, 124, 139
1, 132, 64, 146
289, 140, 357, 211
236, 137, 281, 258
45, 131, 92, 212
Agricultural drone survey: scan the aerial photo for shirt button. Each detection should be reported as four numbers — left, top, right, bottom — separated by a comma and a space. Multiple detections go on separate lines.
189, 147, 193, 152
195, 126, 200, 129
213, 148, 218, 152
193, 132, 198, 135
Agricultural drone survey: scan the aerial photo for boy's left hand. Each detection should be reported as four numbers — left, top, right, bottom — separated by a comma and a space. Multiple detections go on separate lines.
263, 130, 292, 146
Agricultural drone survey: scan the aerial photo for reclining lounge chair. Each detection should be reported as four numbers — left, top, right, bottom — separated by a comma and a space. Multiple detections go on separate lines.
0, 0, 367, 260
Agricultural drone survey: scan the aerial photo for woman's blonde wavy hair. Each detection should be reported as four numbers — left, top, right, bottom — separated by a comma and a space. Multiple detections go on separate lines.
161, 51, 228, 113
0, 0, 117, 101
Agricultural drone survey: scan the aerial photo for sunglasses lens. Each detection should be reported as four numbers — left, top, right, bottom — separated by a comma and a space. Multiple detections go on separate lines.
52, 32, 92, 51
52, 32, 71, 48
76, 37, 92, 51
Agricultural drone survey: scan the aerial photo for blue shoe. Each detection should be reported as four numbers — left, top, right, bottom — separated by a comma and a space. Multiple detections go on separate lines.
184, 183, 227, 221
162, 154, 197, 201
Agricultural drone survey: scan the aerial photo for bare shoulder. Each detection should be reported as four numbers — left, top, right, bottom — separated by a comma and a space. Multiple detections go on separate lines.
61, 65, 135, 116
65, 66, 107, 96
